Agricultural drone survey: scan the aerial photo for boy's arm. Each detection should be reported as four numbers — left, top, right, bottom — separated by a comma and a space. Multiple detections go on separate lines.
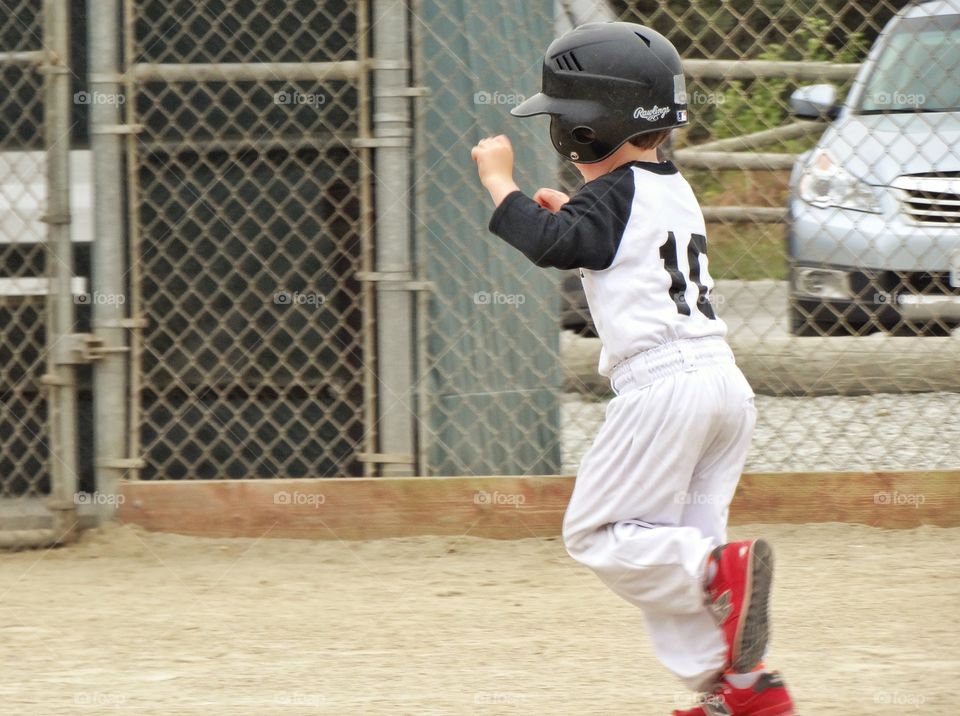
488, 177, 633, 270
471, 135, 634, 271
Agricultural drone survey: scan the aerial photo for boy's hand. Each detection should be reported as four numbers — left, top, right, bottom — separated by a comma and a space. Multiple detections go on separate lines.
533, 187, 571, 213
471, 135, 519, 206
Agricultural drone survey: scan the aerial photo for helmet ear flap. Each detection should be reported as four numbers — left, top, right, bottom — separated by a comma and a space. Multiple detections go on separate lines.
549, 114, 610, 163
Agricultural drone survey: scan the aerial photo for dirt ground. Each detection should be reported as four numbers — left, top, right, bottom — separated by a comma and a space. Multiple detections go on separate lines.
1, 523, 958, 715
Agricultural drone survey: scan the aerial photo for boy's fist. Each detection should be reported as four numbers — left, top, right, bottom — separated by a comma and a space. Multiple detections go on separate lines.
533, 187, 571, 213
471, 135, 519, 206
471, 135, 514, 188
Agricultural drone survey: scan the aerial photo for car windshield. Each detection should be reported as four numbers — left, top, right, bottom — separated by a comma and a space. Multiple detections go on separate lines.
858, 13, 960, 114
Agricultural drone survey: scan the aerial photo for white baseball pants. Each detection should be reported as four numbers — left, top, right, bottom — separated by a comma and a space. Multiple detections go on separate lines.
563, 337, 756, 691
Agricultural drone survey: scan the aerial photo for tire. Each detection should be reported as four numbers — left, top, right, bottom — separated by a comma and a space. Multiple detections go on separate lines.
560, 271, 597, 337
889, 320, 957, 337
789, 303, 828, 336
789, 299, 871, 337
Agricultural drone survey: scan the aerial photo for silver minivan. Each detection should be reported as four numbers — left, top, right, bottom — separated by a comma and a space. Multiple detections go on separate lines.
787, 0, 960, 335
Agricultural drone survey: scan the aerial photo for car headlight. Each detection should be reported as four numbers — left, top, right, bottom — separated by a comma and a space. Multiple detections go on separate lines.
797, 149, 881, 213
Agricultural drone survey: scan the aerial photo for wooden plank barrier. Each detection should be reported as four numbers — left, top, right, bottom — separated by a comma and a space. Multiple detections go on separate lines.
117, 471, 960, 540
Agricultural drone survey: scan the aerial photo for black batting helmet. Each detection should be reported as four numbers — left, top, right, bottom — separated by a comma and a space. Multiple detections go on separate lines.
511, 22, 689, 164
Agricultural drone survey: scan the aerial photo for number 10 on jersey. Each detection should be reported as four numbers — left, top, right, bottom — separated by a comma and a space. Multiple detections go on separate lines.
659, 231, 717, 319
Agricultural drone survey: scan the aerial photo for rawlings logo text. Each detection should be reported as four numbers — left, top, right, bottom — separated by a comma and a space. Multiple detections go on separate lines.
633, 105, 670, 122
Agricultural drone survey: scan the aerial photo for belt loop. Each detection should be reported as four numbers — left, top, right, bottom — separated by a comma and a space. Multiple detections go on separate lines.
610, 364, 628, 395
630, 359, 652, 389
678, 341, 697, 372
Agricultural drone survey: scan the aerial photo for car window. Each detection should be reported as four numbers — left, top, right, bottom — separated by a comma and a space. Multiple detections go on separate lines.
858, 13, 960, 114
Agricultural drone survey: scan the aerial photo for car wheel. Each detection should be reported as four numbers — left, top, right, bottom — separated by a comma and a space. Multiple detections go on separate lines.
789, 303, 828, 336
560, 271, 596, 337
888, 320, 957, 337
789, 299, 873, 337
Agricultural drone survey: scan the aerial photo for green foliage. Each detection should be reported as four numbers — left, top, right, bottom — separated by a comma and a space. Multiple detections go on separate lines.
708, 224, 788, 281
708, 17, 867, 140
711, 77, 788, 139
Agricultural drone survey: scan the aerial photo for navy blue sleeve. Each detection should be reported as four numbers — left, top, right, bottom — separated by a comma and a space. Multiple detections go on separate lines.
486, 167, 636, 271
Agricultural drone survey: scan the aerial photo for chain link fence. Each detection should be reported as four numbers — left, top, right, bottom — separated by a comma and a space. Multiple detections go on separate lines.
414, 0, 960, 476
2, 0, 958, 510
621, 0, 960, 474
1, 0, 82, 547
0, 0, 50, 509
414, 0, 562, 475
126, 0, 369, 479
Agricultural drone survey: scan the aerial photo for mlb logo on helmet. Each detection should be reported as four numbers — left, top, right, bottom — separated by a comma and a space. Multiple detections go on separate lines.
676, 109, 687, 122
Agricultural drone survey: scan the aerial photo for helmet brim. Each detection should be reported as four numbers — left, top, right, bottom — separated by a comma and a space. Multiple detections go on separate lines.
510, 92, 558, 117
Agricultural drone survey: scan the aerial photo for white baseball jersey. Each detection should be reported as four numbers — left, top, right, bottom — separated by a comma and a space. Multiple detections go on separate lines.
489, 160, 726, 375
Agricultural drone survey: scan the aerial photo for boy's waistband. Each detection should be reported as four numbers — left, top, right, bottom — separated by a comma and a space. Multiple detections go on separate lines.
609, 337, 734, 395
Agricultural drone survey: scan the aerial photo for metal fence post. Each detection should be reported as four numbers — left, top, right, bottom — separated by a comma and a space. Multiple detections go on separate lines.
41, 0, 78, 542
88, 0, 131, 518
371, 0, 416, 476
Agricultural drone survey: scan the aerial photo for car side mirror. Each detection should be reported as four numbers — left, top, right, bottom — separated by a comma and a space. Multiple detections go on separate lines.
790, 84, 839, 121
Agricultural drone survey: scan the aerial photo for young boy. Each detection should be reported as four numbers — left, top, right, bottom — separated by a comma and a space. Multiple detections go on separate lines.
470, 23, 795, 716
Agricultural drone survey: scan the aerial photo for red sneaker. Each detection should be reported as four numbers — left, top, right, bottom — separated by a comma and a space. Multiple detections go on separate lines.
672, 671, 795, 716
706, 539, 774, 672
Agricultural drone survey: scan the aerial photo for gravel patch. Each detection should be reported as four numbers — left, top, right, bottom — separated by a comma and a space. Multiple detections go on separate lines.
562, 391, 960, 474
